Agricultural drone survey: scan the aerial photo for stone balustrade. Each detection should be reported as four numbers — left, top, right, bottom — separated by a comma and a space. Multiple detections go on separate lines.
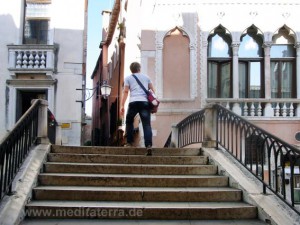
207, 98, 300, 118
7, 44, 56, 76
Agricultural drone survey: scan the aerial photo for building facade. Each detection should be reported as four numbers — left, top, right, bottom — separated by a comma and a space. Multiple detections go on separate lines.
91, 1, 125, 146
0, 0, 87, 146
93, 0, 300, 147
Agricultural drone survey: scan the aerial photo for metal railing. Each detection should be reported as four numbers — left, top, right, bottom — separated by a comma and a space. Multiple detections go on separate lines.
168, 104, 300, 215
176, 109, 206, 147
0, 100, 39, 199
214, 104, 300, 214
0, 99, 55, 200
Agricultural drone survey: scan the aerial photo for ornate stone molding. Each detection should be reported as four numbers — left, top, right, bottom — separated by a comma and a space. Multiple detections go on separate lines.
217, 12, 225, 19
262, 42, 273, 48
231, 42, 240, 56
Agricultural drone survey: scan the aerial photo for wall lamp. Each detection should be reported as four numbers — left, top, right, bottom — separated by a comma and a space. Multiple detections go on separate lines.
76, 80, 112, 104
100, 80, 112, 99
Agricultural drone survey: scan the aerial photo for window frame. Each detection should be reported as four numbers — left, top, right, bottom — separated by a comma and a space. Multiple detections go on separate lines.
23, 18, 49, 44
239, 59, 264, 98
207, 26, 233, 99
207, 59, 233, 98
270, 58, 296, 98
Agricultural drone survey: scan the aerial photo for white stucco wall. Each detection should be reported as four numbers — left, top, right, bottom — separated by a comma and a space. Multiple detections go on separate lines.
0, 0, 86, 146
0, 0, 23, 139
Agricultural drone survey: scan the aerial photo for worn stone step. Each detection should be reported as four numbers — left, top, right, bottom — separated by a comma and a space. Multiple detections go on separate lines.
38, 174, 228, 187
47, 153, 208, 165
51, 145, 201, 156
44, 162, 217, 175
21, 219, 268, 225
25, 201, 257, 220
33, 186, 241, 202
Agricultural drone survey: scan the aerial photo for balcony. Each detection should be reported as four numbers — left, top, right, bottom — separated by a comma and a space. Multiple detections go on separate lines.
7, 44, 57, 77
207, 98, 300, 118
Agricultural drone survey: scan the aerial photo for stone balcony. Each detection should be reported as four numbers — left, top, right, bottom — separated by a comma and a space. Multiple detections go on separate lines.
207, 98, 300, 118
7, 44, 57, 77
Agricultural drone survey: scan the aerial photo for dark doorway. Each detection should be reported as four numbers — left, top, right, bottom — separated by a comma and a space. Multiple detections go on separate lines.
16, 90, 47, 121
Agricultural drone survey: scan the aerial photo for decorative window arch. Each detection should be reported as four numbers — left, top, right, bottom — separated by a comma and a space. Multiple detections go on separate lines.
239, 25, 264, 98
270, 26, 296, 98
207, 25, 232, 98
155, 26, 197, 99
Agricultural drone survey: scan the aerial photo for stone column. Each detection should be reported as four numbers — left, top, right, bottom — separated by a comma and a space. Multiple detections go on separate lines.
231, 42, 241, 115
263, 42, 273, 117
202, 39, 208, 107
203, 105, 217, 148
156, 42, 163, 99
36, 99, 49, 144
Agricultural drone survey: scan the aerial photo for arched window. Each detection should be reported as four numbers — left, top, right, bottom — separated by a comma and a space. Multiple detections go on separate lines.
207, 26, 232, 98
163, 28, 190, 99
271, 27, 296, 98
239, 26, 264, 98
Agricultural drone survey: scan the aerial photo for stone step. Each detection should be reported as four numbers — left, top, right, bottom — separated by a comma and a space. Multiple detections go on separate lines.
38, 173, 228, 187
51, 145, 201, 156
47, 153, 208, 165
21, 219, 268, 225
33, 186, 242, 202
25, 201, 257, 220
44, 162, 218, 175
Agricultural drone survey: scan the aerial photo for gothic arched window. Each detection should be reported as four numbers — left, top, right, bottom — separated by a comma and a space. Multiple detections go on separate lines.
207, 26, 232, 98
271, 27, 296, 98
239, 26, 264, 98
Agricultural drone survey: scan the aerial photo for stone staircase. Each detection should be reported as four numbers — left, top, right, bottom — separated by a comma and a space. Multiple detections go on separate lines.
22, 145, 267, 224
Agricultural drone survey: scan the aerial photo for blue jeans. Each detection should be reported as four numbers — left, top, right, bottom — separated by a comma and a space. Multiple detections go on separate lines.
126, 101, 152, 147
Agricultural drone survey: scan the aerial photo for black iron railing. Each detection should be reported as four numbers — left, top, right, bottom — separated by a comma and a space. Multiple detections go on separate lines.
0, 100, 39, 200
168, 104, 300, 215
176, 109, 206, 147
163, 133, 172, 147
214, 104, 300, 215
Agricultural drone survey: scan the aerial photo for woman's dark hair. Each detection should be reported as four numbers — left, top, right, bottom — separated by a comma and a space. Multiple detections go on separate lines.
130, 62, 141, 73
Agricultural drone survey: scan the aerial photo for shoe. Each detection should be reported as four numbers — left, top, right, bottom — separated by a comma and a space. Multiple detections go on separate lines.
124, 143, 133, 147
146, 146, 152, 156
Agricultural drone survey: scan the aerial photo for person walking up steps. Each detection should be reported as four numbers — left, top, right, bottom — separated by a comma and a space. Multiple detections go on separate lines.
120, 62, 155, 156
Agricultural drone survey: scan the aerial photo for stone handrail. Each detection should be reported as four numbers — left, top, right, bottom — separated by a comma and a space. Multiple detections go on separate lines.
206, 98, 300, 118
7, 44, 56, 76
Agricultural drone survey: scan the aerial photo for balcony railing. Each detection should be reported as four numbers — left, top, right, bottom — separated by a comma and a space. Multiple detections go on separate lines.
207, 98, 300, 118
7, 44, 57, 76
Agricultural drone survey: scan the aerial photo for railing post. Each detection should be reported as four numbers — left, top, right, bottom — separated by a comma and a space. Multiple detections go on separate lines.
8, 49, 16, 68
170, 124, 179, 147
296, 103, 300, 117
264, 102, 274, 117
203, 105, 217, 148
35, 99, 50, 144
232, 103, 242, 115
55, 122, 62, 145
